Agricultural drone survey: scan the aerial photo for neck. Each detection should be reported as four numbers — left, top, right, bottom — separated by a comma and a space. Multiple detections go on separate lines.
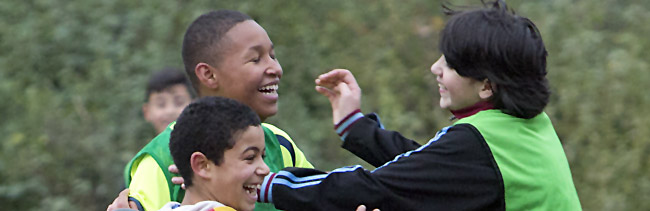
181, 186, 216, 206
450, 101, 493, 120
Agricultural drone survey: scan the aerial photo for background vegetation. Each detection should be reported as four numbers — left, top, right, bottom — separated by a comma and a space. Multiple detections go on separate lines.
1, 0, 648, 210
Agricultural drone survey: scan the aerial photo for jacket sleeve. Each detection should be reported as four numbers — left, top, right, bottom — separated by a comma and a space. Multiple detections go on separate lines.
336, 111, 422, 167
258, 124, 505, 211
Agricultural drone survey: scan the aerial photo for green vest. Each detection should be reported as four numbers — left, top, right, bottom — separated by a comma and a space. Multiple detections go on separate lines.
455, 110, 581, 210
124, 122, 285, 211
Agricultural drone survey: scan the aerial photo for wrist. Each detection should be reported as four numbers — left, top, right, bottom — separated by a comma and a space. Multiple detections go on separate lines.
334, 109, 364, 141
258, 172, 278, 203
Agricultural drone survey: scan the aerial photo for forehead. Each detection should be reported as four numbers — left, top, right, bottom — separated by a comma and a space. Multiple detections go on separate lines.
229, 126, 265, 150
221, 20, 273, 53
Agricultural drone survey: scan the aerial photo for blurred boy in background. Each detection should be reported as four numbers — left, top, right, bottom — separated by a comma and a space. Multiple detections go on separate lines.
142, 68, 194, 134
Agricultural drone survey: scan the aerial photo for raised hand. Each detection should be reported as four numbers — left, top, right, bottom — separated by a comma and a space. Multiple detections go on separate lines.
315, 69, 362, 124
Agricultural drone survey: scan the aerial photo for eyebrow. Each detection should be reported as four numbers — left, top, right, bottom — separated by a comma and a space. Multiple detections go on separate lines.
244, 146, 261, 154
248, 43, 274, 52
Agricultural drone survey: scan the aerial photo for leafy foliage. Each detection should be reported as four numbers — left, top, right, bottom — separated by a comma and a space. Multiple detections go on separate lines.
0, 0, 648, 210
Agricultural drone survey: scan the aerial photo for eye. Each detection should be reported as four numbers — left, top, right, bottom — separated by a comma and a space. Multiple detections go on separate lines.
250, 57, 261, 63
269, 53, 276, 60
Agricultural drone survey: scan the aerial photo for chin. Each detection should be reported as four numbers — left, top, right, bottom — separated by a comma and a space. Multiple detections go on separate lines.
236, 204, 255, 211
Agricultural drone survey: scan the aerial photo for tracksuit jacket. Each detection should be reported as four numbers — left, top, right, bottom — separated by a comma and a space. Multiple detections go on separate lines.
258, 109, 581, 210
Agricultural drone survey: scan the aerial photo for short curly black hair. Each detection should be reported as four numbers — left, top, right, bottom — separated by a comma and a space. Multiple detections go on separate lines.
169, 96, 261, 187
441, 0, 550, 119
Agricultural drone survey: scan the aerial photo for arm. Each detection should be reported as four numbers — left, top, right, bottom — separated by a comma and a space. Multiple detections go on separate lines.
128, 155, 171, 211
259, 125, 504, 211
315, 69, 421, 166
337, 110, 421, 167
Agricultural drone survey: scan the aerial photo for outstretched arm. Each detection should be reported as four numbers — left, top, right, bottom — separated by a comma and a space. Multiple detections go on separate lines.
315, 69, 362, 125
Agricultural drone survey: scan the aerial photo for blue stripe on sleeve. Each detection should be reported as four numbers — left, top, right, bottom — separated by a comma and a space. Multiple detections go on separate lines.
336, 112, 364, 135
371, 126, 451, 172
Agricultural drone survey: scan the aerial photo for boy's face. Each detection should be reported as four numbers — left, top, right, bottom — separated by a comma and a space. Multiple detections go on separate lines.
207, 125, 268, 211
213, 20, 282, 121
143, 84, 192, 133
430, 56, 487, 110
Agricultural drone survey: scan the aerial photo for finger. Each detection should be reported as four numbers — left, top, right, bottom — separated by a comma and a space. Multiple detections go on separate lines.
116, 189, 129, 204
356, 205, 367, 211
169, 164, 179, 174
334, 80, 352, 96
317, 69, 349, 84
171, 176, 184, 185
315, 86, 337, 99
315, 78, 339, 90
129, 201, 138, 209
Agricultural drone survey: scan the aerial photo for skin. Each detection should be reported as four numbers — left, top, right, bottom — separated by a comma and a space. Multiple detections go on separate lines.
143, 84, 192, 133
194, 20, 282, 122
183, 126, 269, 211
429, 56, 491, 111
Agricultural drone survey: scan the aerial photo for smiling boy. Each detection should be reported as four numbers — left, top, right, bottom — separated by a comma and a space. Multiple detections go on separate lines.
123, 10, 312, 211
162, 96, 268, 211
256, 1, 581, 210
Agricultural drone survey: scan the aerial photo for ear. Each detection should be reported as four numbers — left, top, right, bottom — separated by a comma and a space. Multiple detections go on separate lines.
142, 103, 152, 123
478, 79, 494, 100
195, 62, 219, 90
190, 152, 215, 180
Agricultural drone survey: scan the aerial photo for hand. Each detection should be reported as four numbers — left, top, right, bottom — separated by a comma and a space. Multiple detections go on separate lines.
169, 164, 186, 189
106, 189, 137, 211
356, 205, 380, 211
315, 69, 362, 124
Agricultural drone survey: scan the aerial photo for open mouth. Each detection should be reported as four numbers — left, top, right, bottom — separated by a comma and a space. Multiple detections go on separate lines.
243, 184, 261, 197
259, 84, 278, 95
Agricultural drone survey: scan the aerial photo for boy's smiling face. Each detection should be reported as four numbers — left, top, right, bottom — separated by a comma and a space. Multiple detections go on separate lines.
213, 20, 282, 121
206, 125, 268, 211
430, 56, 489, 110
143, 84, 192, 133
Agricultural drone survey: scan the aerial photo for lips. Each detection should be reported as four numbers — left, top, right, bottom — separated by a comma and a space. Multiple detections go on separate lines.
438, 83, 447, 92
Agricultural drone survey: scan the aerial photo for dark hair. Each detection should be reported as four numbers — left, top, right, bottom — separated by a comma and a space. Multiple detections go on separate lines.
441, 0, 550, 119
169, 96, 261, 187
144, 67, 194, 101
181, 10, 253, 94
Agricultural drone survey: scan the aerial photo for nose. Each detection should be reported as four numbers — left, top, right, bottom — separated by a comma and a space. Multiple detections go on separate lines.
266, 59, 283, 79
256, 160, 270, 176
430, 56, 444, 76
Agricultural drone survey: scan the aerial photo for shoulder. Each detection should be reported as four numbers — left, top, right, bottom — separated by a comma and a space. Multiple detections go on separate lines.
262, 123, 292, 139
424, 124, 492, 157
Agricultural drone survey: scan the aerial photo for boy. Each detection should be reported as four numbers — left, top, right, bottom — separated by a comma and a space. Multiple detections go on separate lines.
142, 68, 193, 134
257, 1, 581, 210
123, 10, 312, 211
113, 96, 268, 211
165, 96, 268, 211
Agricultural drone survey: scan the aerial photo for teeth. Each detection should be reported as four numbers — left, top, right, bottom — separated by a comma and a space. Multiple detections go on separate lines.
259, 85, 278, 92
257, 184, 261, 189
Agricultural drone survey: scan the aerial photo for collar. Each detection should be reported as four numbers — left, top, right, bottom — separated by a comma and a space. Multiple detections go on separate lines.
450, 101, 494, 120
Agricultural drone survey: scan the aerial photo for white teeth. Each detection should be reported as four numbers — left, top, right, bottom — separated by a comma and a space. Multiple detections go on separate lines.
257, 184, 261, 189
259, 85, 278, 93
